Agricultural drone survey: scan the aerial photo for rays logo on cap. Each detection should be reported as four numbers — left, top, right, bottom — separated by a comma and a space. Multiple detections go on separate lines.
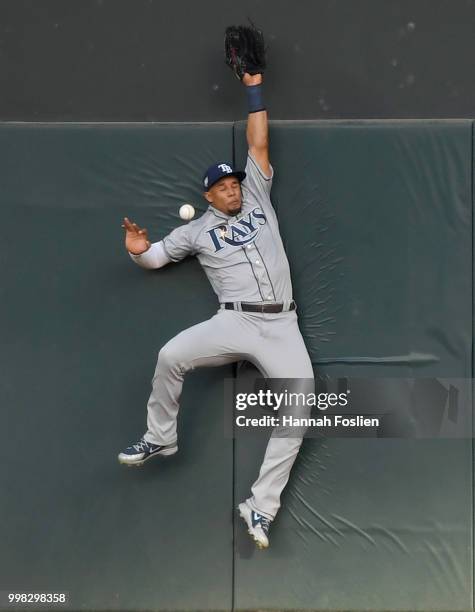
202, 161, 246, 190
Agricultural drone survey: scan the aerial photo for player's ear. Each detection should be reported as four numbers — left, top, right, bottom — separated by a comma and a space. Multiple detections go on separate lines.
203, 191, 213, 204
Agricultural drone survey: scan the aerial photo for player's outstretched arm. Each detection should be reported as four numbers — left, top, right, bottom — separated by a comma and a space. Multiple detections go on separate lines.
122, 217, 171, 269
224, 22, 270, 176
242, 72, 271, 177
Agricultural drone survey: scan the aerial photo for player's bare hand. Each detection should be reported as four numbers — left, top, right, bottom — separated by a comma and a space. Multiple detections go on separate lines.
242, 73, 263, 87
122, 217, 151, 255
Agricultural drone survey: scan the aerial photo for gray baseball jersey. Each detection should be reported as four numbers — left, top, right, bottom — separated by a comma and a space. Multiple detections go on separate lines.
161, 151, 293, 304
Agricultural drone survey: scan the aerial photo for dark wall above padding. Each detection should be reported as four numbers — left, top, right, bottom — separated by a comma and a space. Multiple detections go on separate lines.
1, 0, 475, 121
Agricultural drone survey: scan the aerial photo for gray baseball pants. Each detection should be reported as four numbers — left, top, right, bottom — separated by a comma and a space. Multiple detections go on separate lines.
143, 307, 314, 519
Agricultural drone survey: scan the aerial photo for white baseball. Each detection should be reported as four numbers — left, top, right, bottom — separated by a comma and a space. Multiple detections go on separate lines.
179, 203, 195, 221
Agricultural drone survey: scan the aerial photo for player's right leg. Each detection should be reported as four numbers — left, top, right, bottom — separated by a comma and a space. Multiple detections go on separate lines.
237, 310, 315, 545
118, 308, 253, 466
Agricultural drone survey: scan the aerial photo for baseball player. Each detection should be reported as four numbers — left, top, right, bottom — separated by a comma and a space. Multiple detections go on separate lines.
118, 24, 314, 549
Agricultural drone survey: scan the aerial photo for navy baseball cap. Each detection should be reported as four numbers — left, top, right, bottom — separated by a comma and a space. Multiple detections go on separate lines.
203, 162, 246, 190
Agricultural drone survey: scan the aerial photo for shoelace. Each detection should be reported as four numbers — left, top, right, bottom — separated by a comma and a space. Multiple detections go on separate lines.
258, 516, 271, 534
133, 439, 154, 452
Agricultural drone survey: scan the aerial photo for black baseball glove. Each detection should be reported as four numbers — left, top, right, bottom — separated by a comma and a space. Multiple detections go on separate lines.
224, 19, 267, 80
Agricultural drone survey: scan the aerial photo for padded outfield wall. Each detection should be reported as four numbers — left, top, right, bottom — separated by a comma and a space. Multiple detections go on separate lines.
0, 120, 472, 612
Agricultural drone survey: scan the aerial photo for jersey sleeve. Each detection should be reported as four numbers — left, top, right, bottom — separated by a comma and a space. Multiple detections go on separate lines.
129, 240, 171, 269
240, 150, 274, 204
162, 223, 195, 262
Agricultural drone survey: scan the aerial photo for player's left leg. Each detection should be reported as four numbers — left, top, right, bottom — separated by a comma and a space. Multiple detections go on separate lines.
118, 308, 258, 466
238, 309, 314, 548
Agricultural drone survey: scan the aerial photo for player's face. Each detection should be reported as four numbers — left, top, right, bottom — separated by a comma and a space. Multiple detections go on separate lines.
204, 176, 242, 216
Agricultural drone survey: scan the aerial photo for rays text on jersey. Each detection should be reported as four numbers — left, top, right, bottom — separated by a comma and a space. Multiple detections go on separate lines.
206, 207, 266, 252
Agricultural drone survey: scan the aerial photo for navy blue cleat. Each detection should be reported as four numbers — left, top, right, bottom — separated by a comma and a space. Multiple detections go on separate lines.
118, 437, 178, 467
238, 502, 272, 549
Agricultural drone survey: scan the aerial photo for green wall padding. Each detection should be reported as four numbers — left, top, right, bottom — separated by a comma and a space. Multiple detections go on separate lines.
0, 121, 473, 612
0, 124, 234, 611
233, 121, 473, 612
